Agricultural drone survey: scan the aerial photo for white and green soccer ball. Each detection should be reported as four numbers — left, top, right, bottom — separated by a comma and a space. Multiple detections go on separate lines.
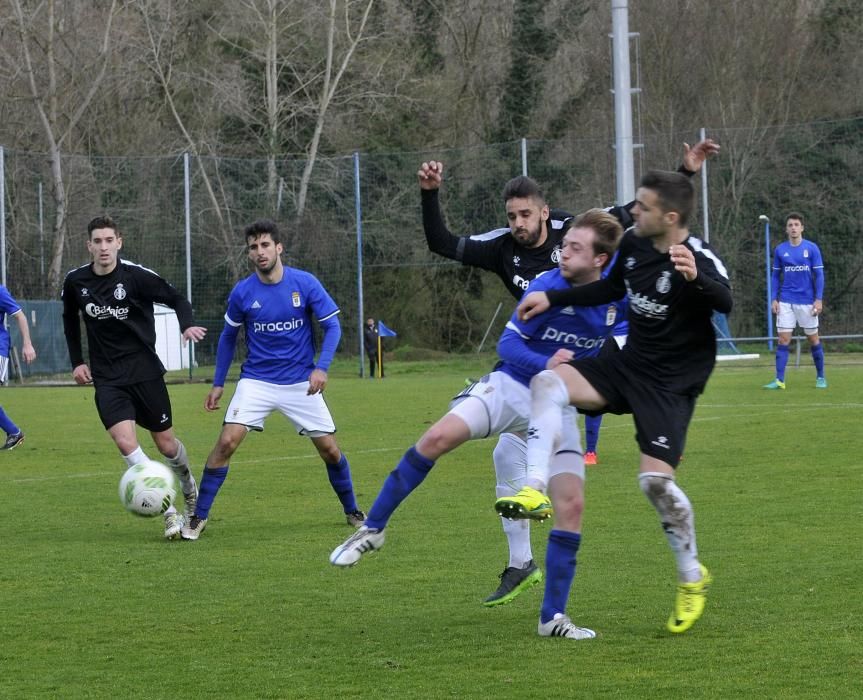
118, 460, 178, 517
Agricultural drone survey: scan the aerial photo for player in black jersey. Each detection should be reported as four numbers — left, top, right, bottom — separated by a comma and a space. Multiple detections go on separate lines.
417, 141, 719, 606
508, 170, 731, 636
62, 216, 207, 539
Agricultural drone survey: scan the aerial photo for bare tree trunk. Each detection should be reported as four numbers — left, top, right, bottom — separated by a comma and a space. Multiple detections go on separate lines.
137, 1, 242, 280
12, 0, 118, 292
295, 0, 375, 219
265, 0, 279, 209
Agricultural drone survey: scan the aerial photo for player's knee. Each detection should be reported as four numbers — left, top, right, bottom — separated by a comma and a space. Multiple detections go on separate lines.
550, 481, 584, 526
417, 423, 459, 458
529, 370, 569, 407
152, 432, 177, 457
638, 472, 673, 502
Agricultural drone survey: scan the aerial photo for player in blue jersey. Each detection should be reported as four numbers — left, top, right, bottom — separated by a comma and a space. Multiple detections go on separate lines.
331, 210, 625, 639
763, 212, 826, 389
181, 219, 364, 540
0, 285, 36, 450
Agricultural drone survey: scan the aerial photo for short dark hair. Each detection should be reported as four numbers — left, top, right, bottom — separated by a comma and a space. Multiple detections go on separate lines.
639, 170, 696, 227
566, 209, 623, 270
243, 219, 281, 245
87, 215, 119, 238
502, 176, 545, 205
786, 212, 804, 225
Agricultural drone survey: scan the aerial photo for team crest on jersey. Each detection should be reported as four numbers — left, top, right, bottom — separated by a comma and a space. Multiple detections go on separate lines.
291, 292, 301, 307
803, 249, 809, 258
605, 305, 617, 326
551, 248, 561, 264
114, 284, 127, 300
625, 256, 636, 270
513, 256, 521, 267
81, 288, 89, 296
656, 271, 672, 294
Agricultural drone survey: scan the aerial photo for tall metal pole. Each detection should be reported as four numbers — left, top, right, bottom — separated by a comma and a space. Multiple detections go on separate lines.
611, 0, 635, 203
354, 152, 366, 378
700, 127, 710, 242
760, 215, 773, 351
38, 181, 45, 281
520, 138, 528, 176
183, 152, 194, 378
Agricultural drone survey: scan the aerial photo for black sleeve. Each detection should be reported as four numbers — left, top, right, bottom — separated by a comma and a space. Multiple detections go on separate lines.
139, 269, 196, 330
691, 261, 733, 313
421, 189, 508, 274
61, 276, 85, 368
421, 189, 462, 260
546, 277, 623, 308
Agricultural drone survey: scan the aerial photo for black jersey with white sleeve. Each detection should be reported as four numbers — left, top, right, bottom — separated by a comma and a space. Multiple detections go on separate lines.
421, 189, 637, 299
62, 259, 196, 385
545, 230, 732, 395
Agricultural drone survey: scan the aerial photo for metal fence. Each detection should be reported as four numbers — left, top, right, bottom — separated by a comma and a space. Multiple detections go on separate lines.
2, 117, 862, 376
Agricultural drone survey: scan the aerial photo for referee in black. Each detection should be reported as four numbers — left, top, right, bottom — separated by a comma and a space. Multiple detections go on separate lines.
62, 216, 207, 538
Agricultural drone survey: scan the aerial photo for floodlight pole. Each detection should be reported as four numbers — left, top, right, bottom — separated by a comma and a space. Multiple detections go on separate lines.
611, 0, 636, 203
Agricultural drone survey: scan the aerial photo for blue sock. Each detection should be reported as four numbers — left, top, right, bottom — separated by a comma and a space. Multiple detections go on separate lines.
540, 529, 582, 624
195, 466, 229, 519
0, 406, 19, 436
365, 446, 435, 530
326, 453, 359, 513
810, 343, 825, 378
585, 415, 601, 453
775, 344, 790, 381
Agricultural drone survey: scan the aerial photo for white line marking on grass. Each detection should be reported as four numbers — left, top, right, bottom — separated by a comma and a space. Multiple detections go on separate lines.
7, 447, 406, 483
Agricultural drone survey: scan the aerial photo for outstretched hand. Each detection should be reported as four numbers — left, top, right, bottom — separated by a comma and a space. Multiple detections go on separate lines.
182, 326, 207, 345
517, 291, 550, 321
418, 160, 444, 191
682, 139, 720, 173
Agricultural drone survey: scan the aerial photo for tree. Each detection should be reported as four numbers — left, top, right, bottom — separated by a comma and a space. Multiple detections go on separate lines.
10, 0, 119, 292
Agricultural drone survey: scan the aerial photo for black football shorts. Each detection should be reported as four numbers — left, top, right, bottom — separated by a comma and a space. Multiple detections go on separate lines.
94, 378, 174, 433
567, 354, 696, 467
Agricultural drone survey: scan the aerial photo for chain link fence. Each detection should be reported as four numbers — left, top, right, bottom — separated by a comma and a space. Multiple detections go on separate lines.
3, 117, 862, 376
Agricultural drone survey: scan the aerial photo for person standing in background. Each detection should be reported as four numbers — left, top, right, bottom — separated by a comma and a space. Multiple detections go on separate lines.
364, 318, 382, 378
763, 212, 826, 389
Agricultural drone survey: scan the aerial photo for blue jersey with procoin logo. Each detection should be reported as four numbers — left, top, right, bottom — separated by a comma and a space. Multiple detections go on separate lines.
499, 269, 625, 387
225, 268, 340, 385
772, 239, 824, 304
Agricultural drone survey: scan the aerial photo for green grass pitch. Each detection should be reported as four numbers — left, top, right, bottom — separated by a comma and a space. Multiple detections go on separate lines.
1, 356, 861, 698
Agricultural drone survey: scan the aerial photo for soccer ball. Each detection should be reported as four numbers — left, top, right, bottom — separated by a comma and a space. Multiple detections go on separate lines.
118, 460, 178, 517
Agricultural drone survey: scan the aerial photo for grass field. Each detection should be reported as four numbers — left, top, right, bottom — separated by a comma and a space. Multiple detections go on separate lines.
1, 355, 861, 699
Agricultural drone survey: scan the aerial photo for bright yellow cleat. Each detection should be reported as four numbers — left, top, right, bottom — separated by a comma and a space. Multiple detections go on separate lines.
495, 486, 553, 521
667, 564, 713, 633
